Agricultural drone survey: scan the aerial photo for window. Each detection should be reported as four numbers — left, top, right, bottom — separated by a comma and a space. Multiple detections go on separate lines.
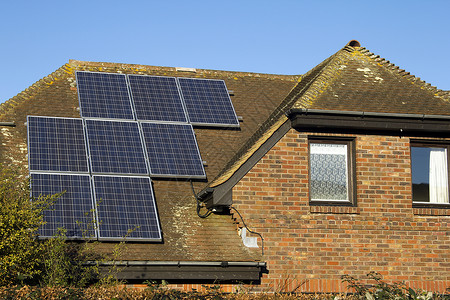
411, 142, 450, 205
309, 138, 355, 205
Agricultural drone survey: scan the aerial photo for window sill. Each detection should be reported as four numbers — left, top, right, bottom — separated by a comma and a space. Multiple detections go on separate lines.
413, 203, 450, 216
309, 205, 359, 214
412, 202, 450, 208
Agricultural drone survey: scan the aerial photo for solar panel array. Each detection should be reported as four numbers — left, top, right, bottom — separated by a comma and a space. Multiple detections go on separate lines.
77, 71, 239, 127
28, 70, 237, 241
28, 116, 163, 241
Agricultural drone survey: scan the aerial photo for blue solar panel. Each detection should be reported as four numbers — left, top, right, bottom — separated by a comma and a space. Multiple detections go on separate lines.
27, 116, 89, 173
93, 175, 161, 241
76, 71, 134, 120
85, 120, 148, 175
128, 75, 187, 122
141, 122, 206, 178
31, 173, 96, 239
177, 78, 239, 127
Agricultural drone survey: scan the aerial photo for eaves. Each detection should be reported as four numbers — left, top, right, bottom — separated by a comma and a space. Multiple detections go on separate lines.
200, 108, 450, 209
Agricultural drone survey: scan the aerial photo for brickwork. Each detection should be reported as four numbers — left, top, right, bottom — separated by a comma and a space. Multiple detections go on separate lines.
129, 283, 240, 293
232, 129, 450, 293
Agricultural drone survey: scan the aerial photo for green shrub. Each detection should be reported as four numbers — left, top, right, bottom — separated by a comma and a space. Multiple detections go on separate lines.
40, 229, 101, 287
341, 271, 446, 300
0, 166, 100, 287
0, 166, 57, 286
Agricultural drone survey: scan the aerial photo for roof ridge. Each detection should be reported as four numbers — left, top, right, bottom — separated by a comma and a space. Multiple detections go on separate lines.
0, 63, 75, 120
357, 47, 450, 101
0, 60, 299, 121
69, 59, 300, 81
294, 46, 450, 110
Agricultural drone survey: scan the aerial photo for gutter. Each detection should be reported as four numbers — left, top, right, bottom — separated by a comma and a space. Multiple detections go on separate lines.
200, 108, 450, 209
287, 108, 450, 120
88, 261, 266, 267
287, 108, 450, 137
86, 261, 267, 281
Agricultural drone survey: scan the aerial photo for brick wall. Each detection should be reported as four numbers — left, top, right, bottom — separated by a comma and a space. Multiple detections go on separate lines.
232, 129, 450, 293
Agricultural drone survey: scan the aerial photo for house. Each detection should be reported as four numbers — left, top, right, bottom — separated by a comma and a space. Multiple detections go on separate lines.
0, 40, 448, 293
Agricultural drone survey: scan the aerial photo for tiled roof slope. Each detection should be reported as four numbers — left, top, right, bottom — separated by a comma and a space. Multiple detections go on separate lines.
0, 60, 299, 261
211, 42, 450, 187
296, 46, 450, 113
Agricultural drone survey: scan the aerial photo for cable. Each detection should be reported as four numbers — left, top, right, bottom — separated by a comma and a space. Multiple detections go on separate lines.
190, 181, 213, 218
230, 206, 264, 256
189, 182, 264, 256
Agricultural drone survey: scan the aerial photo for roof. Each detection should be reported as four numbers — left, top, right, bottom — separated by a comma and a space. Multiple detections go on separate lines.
1, 40, 449, 264
0, 59, 298, 262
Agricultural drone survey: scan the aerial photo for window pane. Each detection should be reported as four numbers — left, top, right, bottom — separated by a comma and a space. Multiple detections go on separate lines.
411, 147, 431, 202
310, 143, 348, 201
411, 146, 449, 203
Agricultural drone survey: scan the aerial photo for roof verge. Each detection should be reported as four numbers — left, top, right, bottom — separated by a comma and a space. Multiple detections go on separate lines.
0, 63, 75, 120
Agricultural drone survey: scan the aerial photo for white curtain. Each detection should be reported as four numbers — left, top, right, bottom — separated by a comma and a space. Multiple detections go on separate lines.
429, 148, 448, 203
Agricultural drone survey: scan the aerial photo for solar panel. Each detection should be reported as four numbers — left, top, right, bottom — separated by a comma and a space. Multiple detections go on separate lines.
128, 75, 187, 123
27, 116, 89, 173
141, 122, 206, 178
76, 71, 134, 120
177, 77, 239, 127
93, 175, 161, 241
31, 173, 96, 239
85, 120, 148, 175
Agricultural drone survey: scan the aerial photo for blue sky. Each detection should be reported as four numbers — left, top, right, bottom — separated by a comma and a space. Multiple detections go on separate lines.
1, 1, 449, 104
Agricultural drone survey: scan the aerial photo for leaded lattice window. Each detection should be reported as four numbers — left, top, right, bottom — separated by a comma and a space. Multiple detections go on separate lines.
309, 138, 355, 204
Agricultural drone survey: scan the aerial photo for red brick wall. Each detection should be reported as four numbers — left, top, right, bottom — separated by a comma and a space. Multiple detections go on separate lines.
232, 129, 450, 293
